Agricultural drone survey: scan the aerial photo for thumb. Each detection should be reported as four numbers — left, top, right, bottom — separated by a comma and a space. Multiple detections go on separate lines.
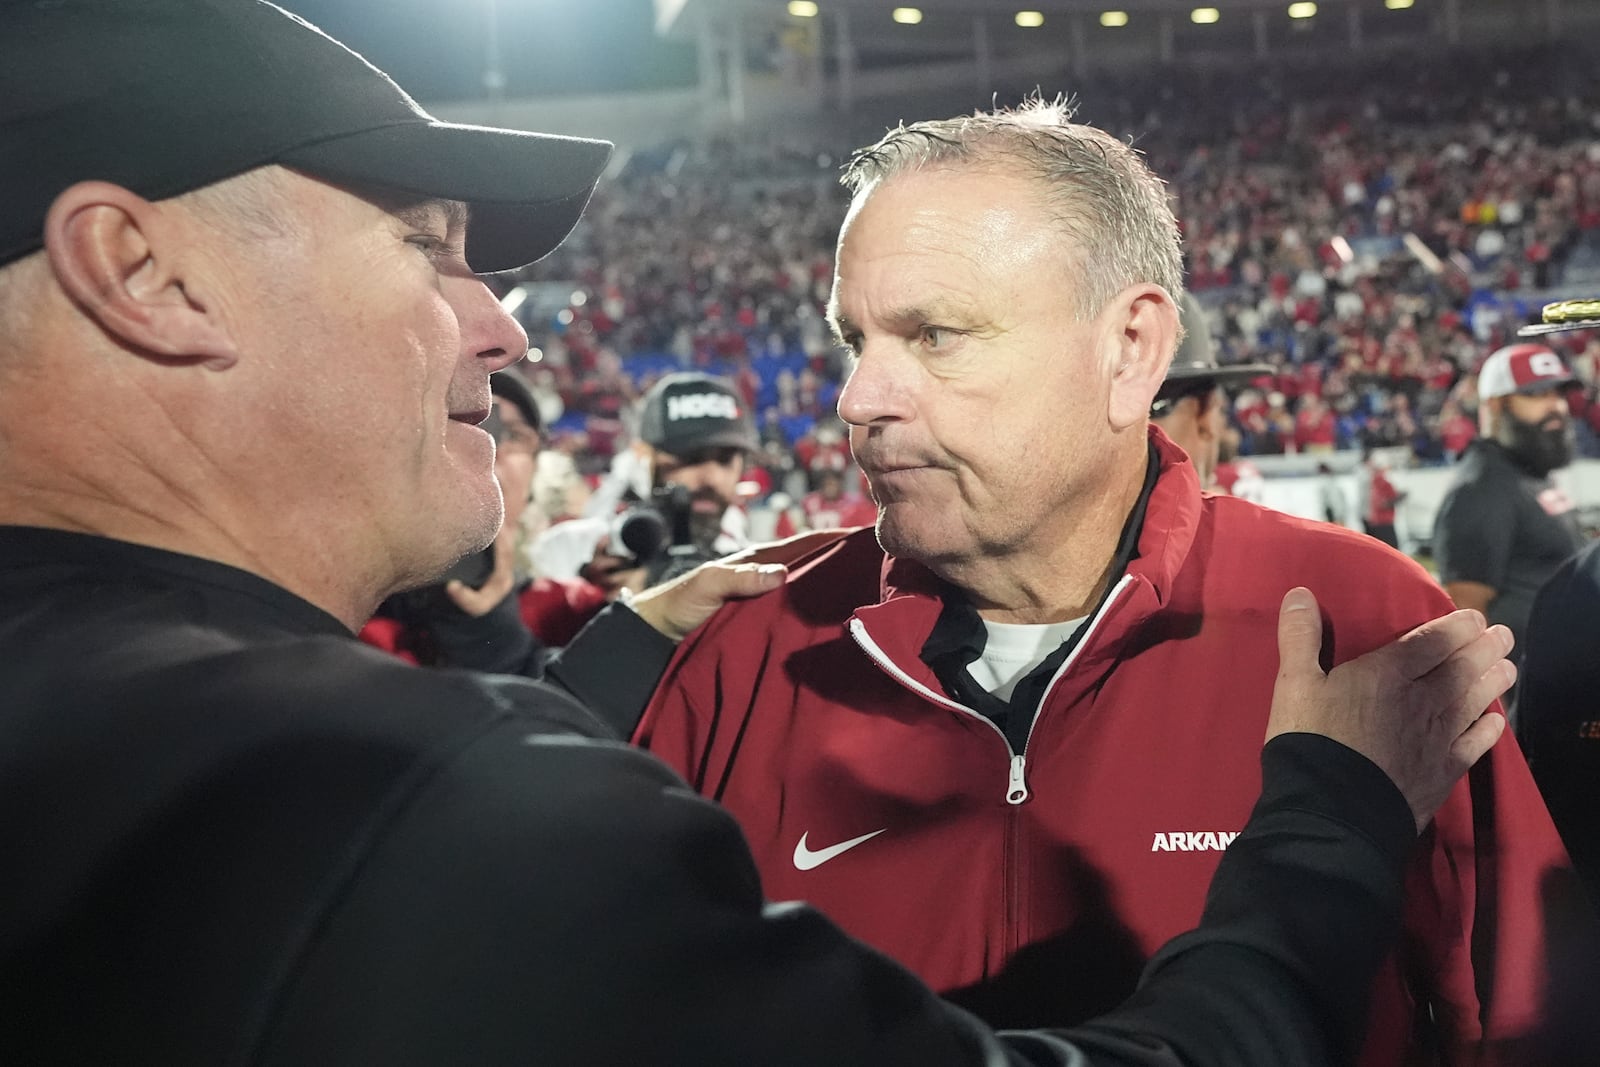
1276, 587, 1325, 683
630, 562, 787, 642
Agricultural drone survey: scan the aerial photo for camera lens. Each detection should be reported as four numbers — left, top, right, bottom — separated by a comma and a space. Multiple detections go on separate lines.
613, 507, 668, 564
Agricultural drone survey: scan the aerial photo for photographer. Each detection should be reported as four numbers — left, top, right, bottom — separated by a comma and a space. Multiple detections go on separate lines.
529, 372, 757, 603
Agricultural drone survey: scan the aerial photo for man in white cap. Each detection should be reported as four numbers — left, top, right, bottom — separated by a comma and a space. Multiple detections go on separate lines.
1434, 342, 1587, 668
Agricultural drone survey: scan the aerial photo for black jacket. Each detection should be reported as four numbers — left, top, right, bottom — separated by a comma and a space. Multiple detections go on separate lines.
0, 525, 1414, 1066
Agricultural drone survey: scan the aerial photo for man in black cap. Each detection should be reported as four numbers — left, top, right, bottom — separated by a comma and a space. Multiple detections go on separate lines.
0, 3, 1517, 1065
490, 367, 546, 460
530, 371, 759, 594
1149, 293, 1270, 489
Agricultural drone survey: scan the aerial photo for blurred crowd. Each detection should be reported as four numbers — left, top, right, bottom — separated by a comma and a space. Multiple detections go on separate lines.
501, 45, 1600, 537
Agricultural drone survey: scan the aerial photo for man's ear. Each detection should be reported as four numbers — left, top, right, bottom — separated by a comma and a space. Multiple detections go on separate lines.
1106, 283, 1179, 431
44, 181, 238, 370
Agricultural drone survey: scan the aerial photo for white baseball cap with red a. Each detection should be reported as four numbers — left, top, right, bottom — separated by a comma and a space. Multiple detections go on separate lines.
1477, 343, 1579, 402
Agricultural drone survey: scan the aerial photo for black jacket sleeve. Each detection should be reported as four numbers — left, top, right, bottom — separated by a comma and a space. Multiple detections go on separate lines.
544, 602, 676, 737
259, 718, 1415, 1067
1514, 542, 1600, 907
393, 588, 677, 741
422, 584, 552, 676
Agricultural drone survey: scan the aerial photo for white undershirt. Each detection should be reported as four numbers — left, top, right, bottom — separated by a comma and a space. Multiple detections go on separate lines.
966, 617, 1087, 703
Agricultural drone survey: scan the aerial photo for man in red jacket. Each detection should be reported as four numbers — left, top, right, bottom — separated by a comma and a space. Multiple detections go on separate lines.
635, 100, 1575, 1065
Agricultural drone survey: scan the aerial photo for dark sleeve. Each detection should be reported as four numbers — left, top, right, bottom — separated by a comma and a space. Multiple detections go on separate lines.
1433, 483, 1513, 589
416, 591, 674, 737
544, 601, 676, 737
260, 721, 1414, 1067
1514, 545, 1600, 904
422, 585, 552, 677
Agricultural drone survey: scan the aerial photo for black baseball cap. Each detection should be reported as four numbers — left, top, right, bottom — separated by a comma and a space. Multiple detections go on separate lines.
1, 0, 612, 273
636, 373, 759, 457
490, 369, 542, 433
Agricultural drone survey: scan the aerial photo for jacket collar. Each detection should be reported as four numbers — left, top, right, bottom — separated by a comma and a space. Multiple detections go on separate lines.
851, 425, 1204, 684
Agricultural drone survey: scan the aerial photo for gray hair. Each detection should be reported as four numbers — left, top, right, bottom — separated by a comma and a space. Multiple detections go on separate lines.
841, 97, 1183, 322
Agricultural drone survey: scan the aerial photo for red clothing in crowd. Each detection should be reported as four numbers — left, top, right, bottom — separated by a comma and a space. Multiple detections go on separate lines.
518, 576, 609, 647
635, 427, 1570, 1067
1441, 412, 1478, 456
355, 616, 422, 665
1367, 467, 1403, 525
775, 488, 878, 538
1294, 405, 1338, 451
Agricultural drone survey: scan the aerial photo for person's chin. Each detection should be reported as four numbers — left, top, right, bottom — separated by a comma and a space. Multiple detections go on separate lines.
440, 476, 505, 549
874, 508, 952, 563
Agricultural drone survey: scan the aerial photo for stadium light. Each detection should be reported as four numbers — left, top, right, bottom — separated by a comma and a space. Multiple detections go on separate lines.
787, 1, 818, 17
1288, 1, 1317, 17
1015, 10, 1044, 27
500, 285, 528, 316
1190, 7, 1220, 24
1385, 0, 1414, 8
1100, 10, 1129, 27
892, 7, 922, 24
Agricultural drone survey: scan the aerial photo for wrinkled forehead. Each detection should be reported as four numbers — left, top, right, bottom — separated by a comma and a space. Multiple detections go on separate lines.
829, 167, 1070, 318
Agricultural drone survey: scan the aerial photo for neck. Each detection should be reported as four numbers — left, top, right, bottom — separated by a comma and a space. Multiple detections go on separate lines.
0, 482, 378, 633
0, 431, 382, 631
941, 440, 1150, 626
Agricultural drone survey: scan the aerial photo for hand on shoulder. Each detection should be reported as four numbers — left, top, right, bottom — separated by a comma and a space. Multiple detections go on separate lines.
1269, 587, 1512, 832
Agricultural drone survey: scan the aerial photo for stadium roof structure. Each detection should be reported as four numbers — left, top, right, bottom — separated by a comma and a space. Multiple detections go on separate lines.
655, 0, 1596, 114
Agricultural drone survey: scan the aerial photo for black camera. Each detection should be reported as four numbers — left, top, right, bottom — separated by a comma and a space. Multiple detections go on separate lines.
612, 484, 720, 587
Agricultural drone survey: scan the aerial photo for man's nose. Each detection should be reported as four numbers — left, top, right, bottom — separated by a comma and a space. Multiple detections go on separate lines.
836, 345, 910, 427
454, 276, 529, 372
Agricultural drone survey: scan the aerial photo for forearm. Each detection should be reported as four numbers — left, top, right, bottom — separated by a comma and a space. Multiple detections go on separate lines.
544, 602, 675, 738
417, 587, 550, 677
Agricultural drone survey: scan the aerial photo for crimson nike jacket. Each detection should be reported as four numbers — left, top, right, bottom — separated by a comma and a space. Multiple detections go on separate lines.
634, 427, 1574, 1067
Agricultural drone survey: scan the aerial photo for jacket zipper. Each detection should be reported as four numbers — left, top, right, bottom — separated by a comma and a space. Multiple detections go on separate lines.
847, 619, 1018, 801
847, 572, 1135, 807
1014, 574, 1136, 784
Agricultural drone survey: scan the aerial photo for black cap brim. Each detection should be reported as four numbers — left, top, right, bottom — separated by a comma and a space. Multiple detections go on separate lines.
280, 121, 612, 273
1162, 360, 1275, 385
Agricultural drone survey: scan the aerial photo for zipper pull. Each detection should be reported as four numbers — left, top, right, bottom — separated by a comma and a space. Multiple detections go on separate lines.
1007, 753, 1029, 805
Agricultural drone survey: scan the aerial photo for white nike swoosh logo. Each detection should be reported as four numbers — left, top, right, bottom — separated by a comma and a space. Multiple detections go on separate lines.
792, 829, 886, 871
